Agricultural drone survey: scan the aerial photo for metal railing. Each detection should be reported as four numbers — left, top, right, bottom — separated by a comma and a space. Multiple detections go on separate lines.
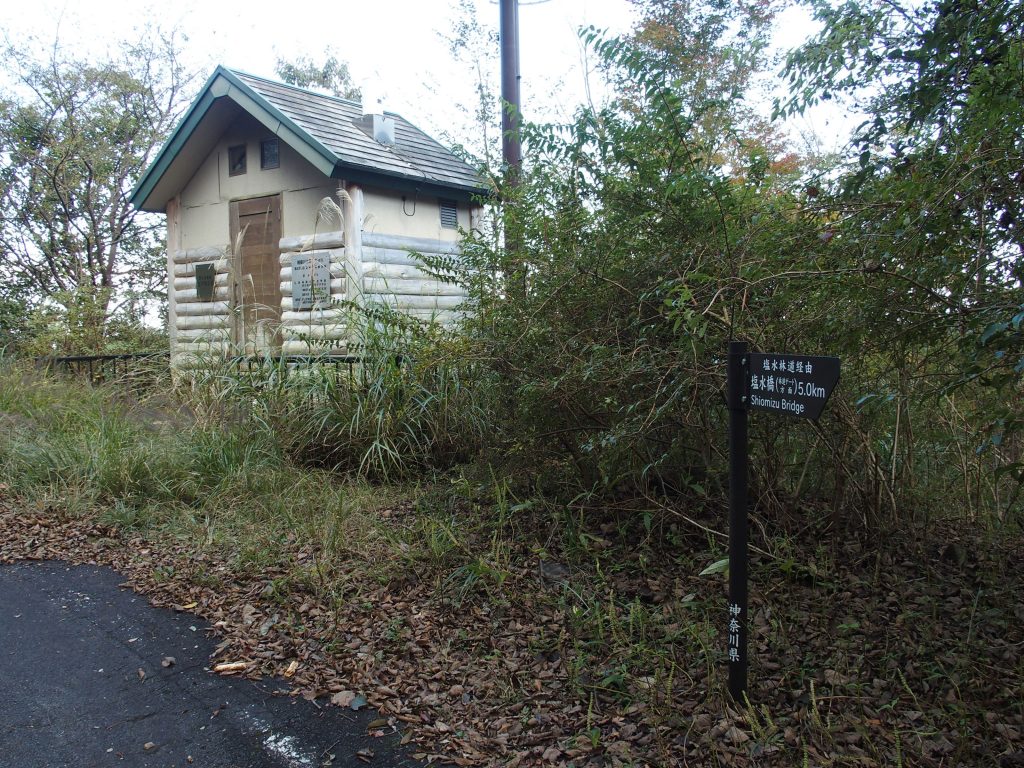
228, 354, 363, 378
36, 352, 405, 385
227, 354, 407, 378
36, 353, 170, 384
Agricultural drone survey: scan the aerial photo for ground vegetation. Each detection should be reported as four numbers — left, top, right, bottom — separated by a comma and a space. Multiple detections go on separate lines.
0, 0, 1022, 765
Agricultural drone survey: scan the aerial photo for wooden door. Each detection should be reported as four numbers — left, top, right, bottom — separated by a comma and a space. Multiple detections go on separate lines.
229, 195, 282, 354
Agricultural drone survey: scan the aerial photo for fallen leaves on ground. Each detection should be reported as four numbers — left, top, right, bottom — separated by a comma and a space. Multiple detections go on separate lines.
0, 489, 1021, 767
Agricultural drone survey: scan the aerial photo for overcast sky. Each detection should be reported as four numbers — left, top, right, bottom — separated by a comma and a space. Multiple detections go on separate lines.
0, 0, 847, 153
1, 2, 631, 132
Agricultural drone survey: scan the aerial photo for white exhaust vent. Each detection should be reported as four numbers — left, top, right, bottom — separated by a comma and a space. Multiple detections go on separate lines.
355, 114, 395, 146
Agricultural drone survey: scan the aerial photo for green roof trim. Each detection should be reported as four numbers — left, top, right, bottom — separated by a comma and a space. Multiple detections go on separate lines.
129, 67, 222, 210
131, 65, 488, 212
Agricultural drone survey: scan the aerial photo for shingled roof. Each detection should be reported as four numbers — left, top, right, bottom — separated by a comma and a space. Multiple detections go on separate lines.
131, 66, 488, 212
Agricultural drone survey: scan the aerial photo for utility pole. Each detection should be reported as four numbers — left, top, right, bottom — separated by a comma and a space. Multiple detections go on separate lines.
499, 0, 522, 186
499, 0, 525, 294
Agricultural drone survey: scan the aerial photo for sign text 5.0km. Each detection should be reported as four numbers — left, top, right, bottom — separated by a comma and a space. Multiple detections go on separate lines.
746, 353, 841, 421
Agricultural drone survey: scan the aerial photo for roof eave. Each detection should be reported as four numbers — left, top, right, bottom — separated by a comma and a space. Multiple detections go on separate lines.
130, 66, 340, 213
130, 67, 224, 212
330, 162, 491, 202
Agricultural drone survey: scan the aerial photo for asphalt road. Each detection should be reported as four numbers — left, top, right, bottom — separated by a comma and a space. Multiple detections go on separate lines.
0, 560, 417, 768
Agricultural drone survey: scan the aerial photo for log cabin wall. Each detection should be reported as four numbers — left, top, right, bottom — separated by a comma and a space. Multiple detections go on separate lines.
169, 225, 470, 366
171, 245, 232, 363
144, 70, 485, 367
361, 232, 468, 325
170, 229, 470, 365
274, 230, 471, 355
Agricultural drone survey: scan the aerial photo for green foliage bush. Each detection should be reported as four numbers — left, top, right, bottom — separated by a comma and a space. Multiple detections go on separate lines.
423, 12, 1024, 529
430, 28, 809, 500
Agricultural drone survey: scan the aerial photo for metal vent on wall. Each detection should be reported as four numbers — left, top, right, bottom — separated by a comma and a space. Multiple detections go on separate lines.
440, 199, 458, 229
194, 263, 216, 301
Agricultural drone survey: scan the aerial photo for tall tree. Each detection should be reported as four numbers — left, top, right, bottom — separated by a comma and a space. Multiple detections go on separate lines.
627, 0, 778, 103
274, 52, 362, 101
444, 0, 501, 169
779, 0, 1024, 385
0, 30, 196, 352
623, 0, 784, 168
775, 0, 1024, 513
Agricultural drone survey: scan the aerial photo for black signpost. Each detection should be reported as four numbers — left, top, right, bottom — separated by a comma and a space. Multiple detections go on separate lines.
726, 341, 750, 701
747, 353, 841, 421
725, 342, 840, 703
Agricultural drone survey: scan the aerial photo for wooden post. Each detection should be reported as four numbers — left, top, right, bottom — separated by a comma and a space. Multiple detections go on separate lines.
165, 195, 182, 358
341, 182, 364, 354
342, 182, 364, 307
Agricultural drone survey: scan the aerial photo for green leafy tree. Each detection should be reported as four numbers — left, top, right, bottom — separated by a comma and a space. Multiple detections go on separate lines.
778, 0, 1024, 338
436, 24, 807, 498
444, 0, 501, 169
431, 1, 1024, 526
0, 30, 195, 353
625, 0, 777, 116
274, 52, 362, 101
778, 0, 1024, 516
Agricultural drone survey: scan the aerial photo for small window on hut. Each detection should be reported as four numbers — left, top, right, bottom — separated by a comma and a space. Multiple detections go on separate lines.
228, 144, 247, 176
261, 138, 279, 170
439, 199, 458, 229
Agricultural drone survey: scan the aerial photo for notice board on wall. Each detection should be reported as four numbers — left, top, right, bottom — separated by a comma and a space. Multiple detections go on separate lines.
291, 252, 332, 311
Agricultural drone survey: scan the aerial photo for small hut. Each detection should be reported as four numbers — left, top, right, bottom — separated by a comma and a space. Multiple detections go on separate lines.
131, 66, 487, 364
